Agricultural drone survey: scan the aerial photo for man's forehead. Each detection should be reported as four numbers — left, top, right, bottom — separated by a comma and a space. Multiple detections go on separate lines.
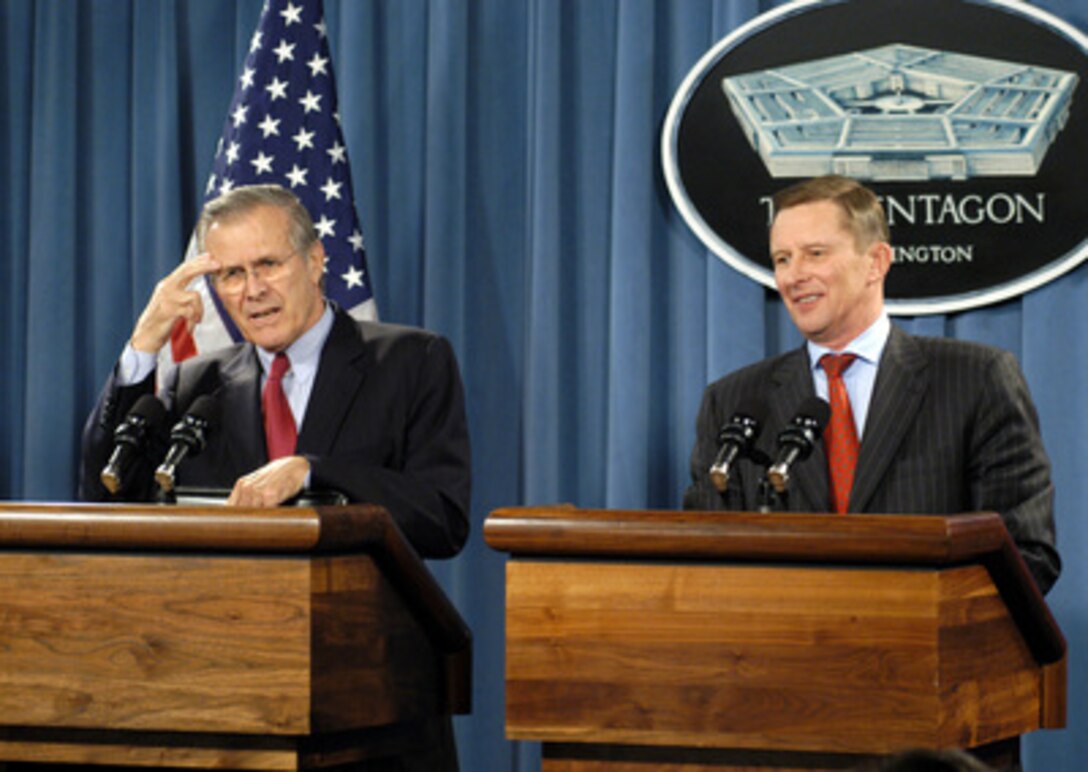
208, 203, 288, 233
771, 203, 852, 247
206, 207, 292, 257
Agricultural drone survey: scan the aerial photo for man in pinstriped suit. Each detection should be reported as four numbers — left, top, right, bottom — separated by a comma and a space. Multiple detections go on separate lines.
683, 175, 1060, 595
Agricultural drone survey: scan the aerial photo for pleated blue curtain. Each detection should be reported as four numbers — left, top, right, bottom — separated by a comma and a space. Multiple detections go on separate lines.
2, 1, 1085, 769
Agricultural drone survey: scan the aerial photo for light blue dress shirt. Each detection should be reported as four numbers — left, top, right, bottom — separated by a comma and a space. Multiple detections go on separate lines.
253, 303, 335, 431
805, 313, 891, 439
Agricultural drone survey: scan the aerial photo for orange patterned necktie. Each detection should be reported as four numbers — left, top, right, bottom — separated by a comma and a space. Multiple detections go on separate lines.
820, 353, 858, 514
263, 352, 297, 460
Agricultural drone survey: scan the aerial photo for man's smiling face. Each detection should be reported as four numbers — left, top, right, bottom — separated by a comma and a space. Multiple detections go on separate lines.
771, 199, 890, 351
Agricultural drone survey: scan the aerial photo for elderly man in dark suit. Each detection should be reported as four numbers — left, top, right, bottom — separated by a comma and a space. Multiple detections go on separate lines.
684, 175, 1059, 595
80, 184, 469, 769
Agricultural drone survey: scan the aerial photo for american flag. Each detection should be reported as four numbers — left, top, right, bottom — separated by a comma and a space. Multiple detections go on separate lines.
168, 0, 376, 363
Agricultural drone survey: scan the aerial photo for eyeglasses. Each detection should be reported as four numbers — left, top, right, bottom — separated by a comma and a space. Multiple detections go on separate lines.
212, 252, 298, 294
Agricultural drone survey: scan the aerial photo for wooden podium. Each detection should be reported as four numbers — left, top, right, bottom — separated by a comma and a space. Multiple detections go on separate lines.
484, 507, 1065, 771
0, 502, 471, 770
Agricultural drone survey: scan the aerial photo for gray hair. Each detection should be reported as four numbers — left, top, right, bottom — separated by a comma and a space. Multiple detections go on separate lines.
196, 184, 319, 255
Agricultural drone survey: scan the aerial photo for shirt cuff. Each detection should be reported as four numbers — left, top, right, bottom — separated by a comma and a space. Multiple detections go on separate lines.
118, 343, 158, 386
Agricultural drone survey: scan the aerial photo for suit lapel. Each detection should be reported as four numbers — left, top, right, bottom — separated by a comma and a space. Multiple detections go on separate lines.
850, 325, 928, 512
216, 345, 266, 471
297, 310, 369, 455
763, 348, 827, 512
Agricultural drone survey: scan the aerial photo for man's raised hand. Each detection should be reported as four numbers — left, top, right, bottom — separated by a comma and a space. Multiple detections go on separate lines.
130, 254, 221, 353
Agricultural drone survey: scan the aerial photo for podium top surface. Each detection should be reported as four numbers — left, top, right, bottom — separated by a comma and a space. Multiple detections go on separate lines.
0, 501, 388, 553
485, 506, 1013, 564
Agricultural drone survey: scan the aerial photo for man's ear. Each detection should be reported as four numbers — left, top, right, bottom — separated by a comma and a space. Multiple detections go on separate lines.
306, 240, 326, 283
867, 241, 893, 284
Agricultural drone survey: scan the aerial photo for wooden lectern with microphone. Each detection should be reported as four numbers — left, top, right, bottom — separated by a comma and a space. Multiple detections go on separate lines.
485, 506, 1065, 771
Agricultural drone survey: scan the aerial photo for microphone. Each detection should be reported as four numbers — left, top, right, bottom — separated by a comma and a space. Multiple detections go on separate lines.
154, 395, 219, 493
708, 398, 769, 493
100, 394, 167, 495
766, 397, 831, 494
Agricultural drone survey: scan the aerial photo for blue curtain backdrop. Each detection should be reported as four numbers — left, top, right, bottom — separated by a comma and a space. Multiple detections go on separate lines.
1, 1, 1085, 770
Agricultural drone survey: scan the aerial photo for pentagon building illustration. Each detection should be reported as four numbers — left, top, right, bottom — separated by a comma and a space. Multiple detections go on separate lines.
721, 44, 1078, 180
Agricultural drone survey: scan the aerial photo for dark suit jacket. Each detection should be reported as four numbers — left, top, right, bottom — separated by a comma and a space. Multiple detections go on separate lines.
80, 309, 471, 560
684, 325, 1060, 594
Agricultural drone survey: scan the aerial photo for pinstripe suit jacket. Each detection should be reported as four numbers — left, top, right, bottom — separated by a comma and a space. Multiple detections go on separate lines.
684, 325, 1060, 594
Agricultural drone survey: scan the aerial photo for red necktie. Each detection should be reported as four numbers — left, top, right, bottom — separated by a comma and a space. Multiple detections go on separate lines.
821, 353, 859, 514
263, 352, 297, 460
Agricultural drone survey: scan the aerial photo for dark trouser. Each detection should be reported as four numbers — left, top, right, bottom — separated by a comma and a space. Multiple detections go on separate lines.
354, 715, 458, 772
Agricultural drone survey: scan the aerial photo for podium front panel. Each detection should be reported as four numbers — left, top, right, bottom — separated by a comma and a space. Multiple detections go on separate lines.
504, 559, 1041, 754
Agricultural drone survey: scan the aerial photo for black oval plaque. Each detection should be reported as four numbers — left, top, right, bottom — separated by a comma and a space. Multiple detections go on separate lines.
662, 0, 1088, 314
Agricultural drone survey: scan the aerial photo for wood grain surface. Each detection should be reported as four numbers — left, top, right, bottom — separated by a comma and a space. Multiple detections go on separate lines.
0, 503, 471, 768
0, 552, 311, 735
504, 559, 1045, 755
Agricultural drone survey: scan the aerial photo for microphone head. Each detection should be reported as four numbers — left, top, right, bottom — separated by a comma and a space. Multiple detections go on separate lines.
791, 396, 831, 434
778, 397, 830, 448
185, 394, 219, 423
130, 393, 168, 419
113, 394, 167, 443
169, 394, 220, 454
776, 396, 831, 456
717, 397, 769, 445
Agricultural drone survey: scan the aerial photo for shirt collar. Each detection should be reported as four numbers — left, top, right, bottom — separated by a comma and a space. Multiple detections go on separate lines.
256, 302, 335, 376
806, 312, 891, 372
